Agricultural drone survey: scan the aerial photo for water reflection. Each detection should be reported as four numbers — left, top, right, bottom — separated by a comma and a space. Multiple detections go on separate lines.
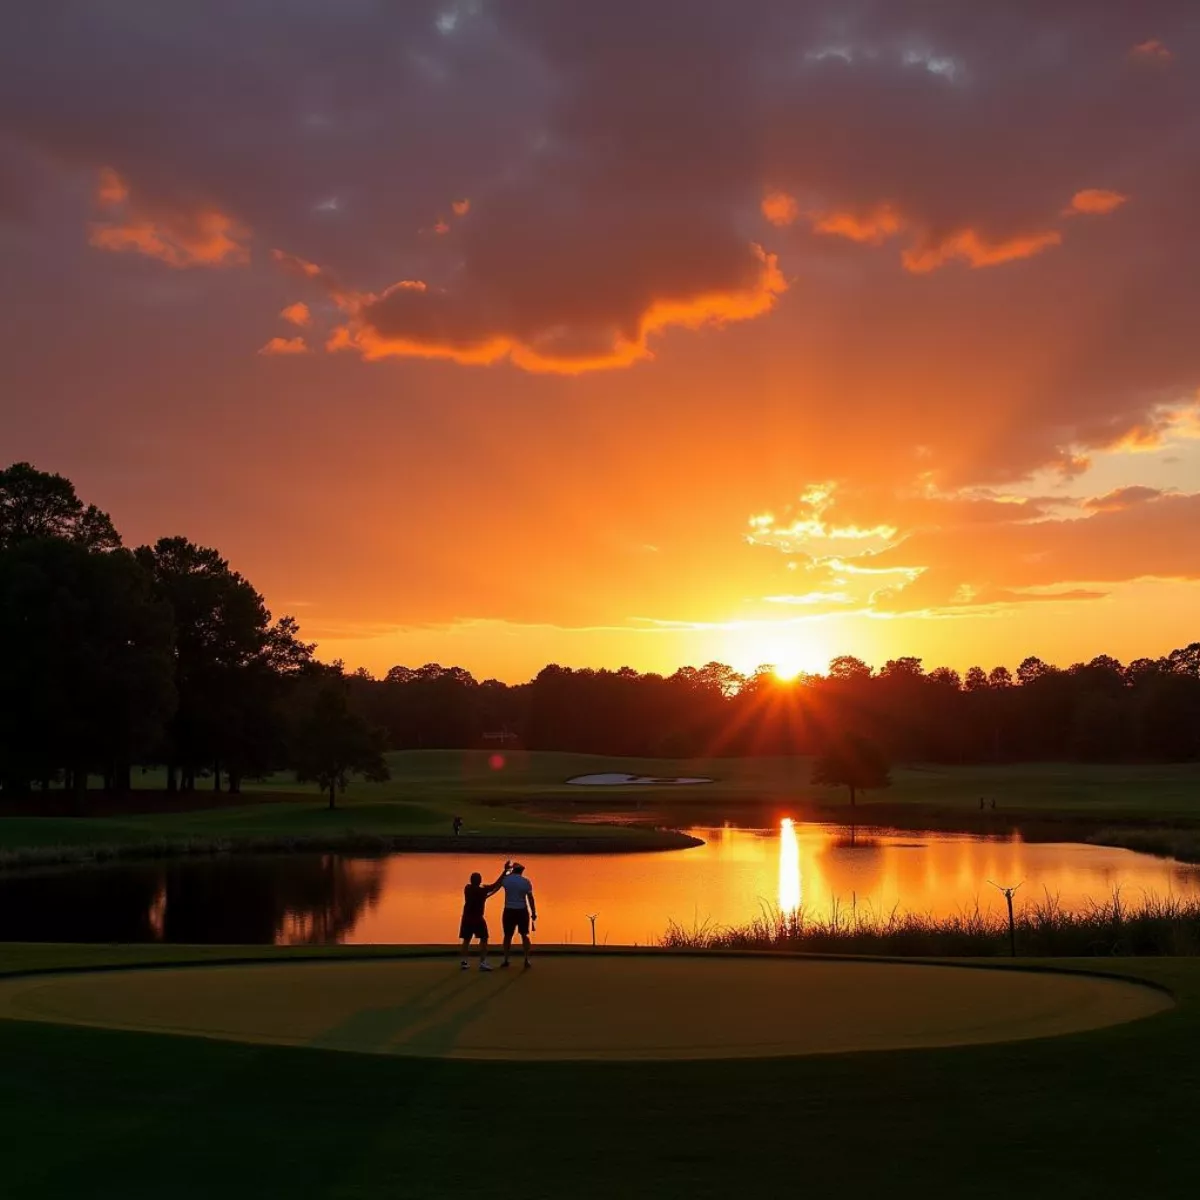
778, 817, 801, 913
0, 823, 1197, 945
0, 855, 384, 944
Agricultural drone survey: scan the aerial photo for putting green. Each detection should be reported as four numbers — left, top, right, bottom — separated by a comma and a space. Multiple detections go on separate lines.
0, 956, 1170, 1061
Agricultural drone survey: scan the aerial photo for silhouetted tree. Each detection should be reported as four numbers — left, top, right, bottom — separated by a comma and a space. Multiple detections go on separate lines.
293, 683, 390, 809
0, 539, 174, 799
0, 462, 120, 551
135, 537, 311, 793
964, 666, 989, 692
811, 735, 892, 807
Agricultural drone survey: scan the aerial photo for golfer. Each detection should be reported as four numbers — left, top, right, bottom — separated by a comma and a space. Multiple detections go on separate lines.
459, 862, 509, 971
500, 862, 537, 969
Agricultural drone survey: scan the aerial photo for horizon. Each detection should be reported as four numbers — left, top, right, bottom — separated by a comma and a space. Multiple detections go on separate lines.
2, 4, 1197, 684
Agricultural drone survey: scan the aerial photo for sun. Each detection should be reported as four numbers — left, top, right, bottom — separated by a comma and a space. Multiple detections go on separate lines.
719, 621, 828, 681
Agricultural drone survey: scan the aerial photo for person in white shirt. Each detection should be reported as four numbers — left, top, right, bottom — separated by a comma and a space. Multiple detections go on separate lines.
499, 862, 537, 969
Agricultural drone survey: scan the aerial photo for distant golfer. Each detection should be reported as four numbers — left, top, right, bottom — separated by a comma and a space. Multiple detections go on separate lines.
500, 862, 537, 969
460, 862, 508, 971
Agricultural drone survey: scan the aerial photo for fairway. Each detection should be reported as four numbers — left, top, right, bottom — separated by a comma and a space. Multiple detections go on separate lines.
0, 955, 1169, 1061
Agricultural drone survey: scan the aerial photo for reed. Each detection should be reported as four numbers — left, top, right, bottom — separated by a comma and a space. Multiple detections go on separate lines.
661, 890, 1200, 956
1088, 827, 1200, 865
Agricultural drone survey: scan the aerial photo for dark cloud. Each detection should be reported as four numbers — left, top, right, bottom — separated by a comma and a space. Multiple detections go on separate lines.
0, 1, 1197, 478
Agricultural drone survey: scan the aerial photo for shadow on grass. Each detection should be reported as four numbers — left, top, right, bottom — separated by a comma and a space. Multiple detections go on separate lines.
308, 968, 521, 1056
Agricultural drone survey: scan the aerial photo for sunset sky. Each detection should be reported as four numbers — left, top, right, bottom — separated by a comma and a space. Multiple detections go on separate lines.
2, 2, 1198, 681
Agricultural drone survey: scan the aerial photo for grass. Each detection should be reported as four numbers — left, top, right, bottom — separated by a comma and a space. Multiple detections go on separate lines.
3, 751, 1200, 867
0, 942, 1197, 1197
1087, 827, 1200, 863
34, 751, 1200, 814
0, 755, 709, 866
662, 893, 1200, 957
0, 953, 1166, 1060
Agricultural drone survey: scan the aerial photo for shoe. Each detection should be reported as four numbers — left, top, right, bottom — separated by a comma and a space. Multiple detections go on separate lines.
460, 960, 469, 970
500, 960, 510, 969
524, 960, 533, 969
479, 962, 494, 972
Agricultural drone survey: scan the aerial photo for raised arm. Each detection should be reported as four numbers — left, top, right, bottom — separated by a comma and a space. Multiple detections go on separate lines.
484, 864, 509, 895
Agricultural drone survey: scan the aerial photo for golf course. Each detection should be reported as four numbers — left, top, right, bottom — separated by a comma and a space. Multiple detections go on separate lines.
0, 942, 1197, 1197
4, 751, 1200, 868
4, 756, 1200, 1195
7, 2, 1200, 1190
0, 953, 1168, 1059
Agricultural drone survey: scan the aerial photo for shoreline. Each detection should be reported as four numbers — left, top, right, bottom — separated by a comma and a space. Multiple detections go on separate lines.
0, 827, 705, 873
3, 797, 1198, 872
523, 799, 1200, 864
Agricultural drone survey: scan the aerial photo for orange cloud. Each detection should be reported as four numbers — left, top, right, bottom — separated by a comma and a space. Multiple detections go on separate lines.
89, 212, 249, 267
1065, 189, 1128, 216
270, 249, 350, 305
272, 248, 326, 281
902, 227, 1062, 273
433, 219, 450, 235
89, 167, 248, 268
1106, 400, 1200, 453
328, 246, 786, 375
813, 204, 903, 245
280, 302, 311, 327
1083, 486, 1163, 513
809, 203, 1060, 272
452, 198, 470, 216
94, 166, 128, 206
258, 336, 310, 356
761, 190, 799, 227
870, 492, 1200, 613
1131, 39, 1173, 64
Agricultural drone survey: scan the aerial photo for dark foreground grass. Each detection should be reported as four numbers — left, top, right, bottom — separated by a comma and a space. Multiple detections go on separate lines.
663, 893, 1200, 957
0, 943, 1197, 1199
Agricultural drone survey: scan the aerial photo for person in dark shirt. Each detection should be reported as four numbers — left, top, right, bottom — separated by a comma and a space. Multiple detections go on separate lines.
460, 862, 510, 971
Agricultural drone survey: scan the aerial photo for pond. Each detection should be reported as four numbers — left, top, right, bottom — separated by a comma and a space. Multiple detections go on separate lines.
1, 822, 1197, 946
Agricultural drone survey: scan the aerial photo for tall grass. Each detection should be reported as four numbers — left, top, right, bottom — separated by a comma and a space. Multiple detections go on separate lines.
661, 891, 1200, 957
1088, 827, 1200, 865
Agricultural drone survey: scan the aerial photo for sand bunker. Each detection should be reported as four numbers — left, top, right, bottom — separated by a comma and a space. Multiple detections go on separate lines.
0, 956, 1169, 1062
567, 773, 714, 786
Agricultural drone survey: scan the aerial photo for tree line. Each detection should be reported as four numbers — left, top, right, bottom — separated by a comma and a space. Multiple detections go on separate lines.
0, 463, 386, 806
347, 649, 1200, 764
2, 463, 1198, 814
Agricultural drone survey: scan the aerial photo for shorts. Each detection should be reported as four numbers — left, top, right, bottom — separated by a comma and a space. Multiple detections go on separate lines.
459, 914, 488, 940
502, 908, 530, 937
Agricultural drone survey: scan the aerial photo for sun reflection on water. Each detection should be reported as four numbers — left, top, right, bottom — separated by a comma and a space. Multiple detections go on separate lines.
779, 817, 802, 913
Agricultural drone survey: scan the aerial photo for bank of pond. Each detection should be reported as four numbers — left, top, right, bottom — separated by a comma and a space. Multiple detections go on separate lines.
1, 821, 1198, 954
